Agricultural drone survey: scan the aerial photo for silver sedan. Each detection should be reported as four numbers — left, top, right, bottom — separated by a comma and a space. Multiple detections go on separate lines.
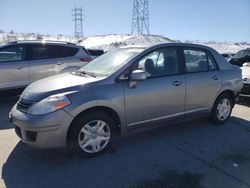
10, 43, 243, 157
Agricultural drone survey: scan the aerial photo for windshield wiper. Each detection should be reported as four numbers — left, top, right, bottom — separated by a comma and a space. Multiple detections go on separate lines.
79, 70, 97, 78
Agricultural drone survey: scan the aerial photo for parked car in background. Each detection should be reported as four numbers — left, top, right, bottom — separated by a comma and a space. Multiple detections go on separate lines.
240, 62, 250, 97
221, 53, 234, 61
229, 48, 250, 67
86, 48, 105, 59
0, 40, 92, 92
10, 43, 242, 157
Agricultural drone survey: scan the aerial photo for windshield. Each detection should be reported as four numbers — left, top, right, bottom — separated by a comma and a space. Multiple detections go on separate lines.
77, 47, 144, 76
233, 49, 250, 58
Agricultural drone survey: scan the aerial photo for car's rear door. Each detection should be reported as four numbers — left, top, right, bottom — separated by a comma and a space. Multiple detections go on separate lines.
123, 47, 185, 127
182, 47, 221, 116
28, 44, 61, 82
0, 44, 29, 90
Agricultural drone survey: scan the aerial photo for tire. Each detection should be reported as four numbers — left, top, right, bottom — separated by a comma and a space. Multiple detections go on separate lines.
210, 93, 233, 125
68, 110, 116, 157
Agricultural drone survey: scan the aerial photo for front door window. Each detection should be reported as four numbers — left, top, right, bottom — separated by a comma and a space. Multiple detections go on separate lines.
0, 46, 24, 62
137, 47, 179, 78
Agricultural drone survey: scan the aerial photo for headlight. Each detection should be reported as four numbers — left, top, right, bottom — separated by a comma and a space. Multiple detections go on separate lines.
27, 93, 71, 115
243, 78, 250, 84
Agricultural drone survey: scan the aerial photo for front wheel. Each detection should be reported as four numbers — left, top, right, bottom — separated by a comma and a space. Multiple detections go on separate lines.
210, 93, 233, 125
68, 111, 116, 157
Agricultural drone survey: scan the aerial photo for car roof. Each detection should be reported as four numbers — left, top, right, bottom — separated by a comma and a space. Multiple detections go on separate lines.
4, 40, 78, 47
120, 42, 216, 52
241, 48, 250, 51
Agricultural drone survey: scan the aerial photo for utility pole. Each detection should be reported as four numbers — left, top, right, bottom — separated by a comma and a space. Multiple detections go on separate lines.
72, 7, 84, 41
131, 0, 150, 35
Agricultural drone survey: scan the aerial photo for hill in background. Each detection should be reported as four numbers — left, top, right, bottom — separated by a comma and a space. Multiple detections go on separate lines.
0, 32, 249, 53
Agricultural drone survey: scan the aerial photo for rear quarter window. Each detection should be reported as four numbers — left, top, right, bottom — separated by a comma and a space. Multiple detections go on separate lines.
49, 45, 79, 58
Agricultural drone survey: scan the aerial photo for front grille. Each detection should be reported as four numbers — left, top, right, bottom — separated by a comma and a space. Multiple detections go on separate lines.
16, 98, 35, 113
15, 126, 37, 142
26, 131, 37, 142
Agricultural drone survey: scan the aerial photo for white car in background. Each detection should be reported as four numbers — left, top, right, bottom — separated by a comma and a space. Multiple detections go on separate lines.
240, 63, 250, 97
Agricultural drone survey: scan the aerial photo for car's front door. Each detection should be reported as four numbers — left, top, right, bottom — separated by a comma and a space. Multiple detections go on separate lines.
123, 47, 185, 127
182, 47, 221, 116
0, 45, 29, 90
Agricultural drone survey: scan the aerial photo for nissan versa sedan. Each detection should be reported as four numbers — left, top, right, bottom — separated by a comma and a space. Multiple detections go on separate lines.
10, 43, 243, 157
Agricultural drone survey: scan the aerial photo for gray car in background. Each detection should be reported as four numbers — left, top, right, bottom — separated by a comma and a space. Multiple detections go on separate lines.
0, 40, 92, 91
10, 43, 243, 157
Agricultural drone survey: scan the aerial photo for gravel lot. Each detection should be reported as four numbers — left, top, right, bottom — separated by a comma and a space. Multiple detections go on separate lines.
0, 96, 250, 188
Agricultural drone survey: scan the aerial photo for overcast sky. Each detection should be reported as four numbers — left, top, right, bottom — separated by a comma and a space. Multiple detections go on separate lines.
0, 0, 249, 42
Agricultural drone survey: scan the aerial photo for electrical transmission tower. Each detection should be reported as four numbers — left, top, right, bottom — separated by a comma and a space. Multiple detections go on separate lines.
131, 0, 150, 35
72, 7, 84, 40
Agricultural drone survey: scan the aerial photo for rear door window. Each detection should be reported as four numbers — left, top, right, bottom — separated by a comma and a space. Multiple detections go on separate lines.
183, 48, 218, 73
32, 46, 49, 60
31, 45, 79, 60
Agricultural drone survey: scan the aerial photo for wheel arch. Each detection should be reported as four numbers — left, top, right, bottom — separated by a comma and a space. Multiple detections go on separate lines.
214, 89, 236, 108
210, 89, 235, 124
66, 106, 121, 143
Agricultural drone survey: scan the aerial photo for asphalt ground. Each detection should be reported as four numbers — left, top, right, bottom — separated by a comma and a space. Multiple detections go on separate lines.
0, 96, 250, 188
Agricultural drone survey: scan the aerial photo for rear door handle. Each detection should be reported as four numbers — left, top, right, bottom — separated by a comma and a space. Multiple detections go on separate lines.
57, 63, 62, 65
16, 66, 24, 70
172, 81, 183, 86
212, 75, 219, 80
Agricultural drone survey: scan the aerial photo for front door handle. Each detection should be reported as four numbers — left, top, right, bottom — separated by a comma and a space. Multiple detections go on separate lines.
172, 80, 183, 86
57, 63, 62, 65
213, 75, 219, 80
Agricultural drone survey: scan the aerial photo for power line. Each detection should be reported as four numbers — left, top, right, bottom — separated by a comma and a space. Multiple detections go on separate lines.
131, 0, 150, 35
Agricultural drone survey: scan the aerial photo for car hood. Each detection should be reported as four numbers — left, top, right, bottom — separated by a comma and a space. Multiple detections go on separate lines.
21, 73, 101, 101
241, 67, 250, 77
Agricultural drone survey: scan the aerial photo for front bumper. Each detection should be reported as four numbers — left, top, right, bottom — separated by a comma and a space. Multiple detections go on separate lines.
10, 104, 74, 148
240, 83, 250, 97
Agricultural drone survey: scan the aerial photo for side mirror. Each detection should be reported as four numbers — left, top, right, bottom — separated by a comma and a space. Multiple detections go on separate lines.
129, 70, 147, 89
130, 70, 147, 81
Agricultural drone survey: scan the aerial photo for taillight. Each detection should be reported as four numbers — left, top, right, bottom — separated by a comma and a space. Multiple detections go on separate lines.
80, 57, 92, 62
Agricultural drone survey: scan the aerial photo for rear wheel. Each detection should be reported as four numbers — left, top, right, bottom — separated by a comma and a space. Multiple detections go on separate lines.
68, 111, 116, 157
211, 93, 233, 124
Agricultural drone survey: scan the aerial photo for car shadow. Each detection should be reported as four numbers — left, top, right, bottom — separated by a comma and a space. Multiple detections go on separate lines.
2, 116, 250, 188
1, 119, 208, 188
0, 96, 19, 130
236, 96, 250, 107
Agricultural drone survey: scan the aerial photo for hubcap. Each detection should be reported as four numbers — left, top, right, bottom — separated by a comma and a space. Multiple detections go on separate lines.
78, 120, 111, 153
216, 98, 231, 121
